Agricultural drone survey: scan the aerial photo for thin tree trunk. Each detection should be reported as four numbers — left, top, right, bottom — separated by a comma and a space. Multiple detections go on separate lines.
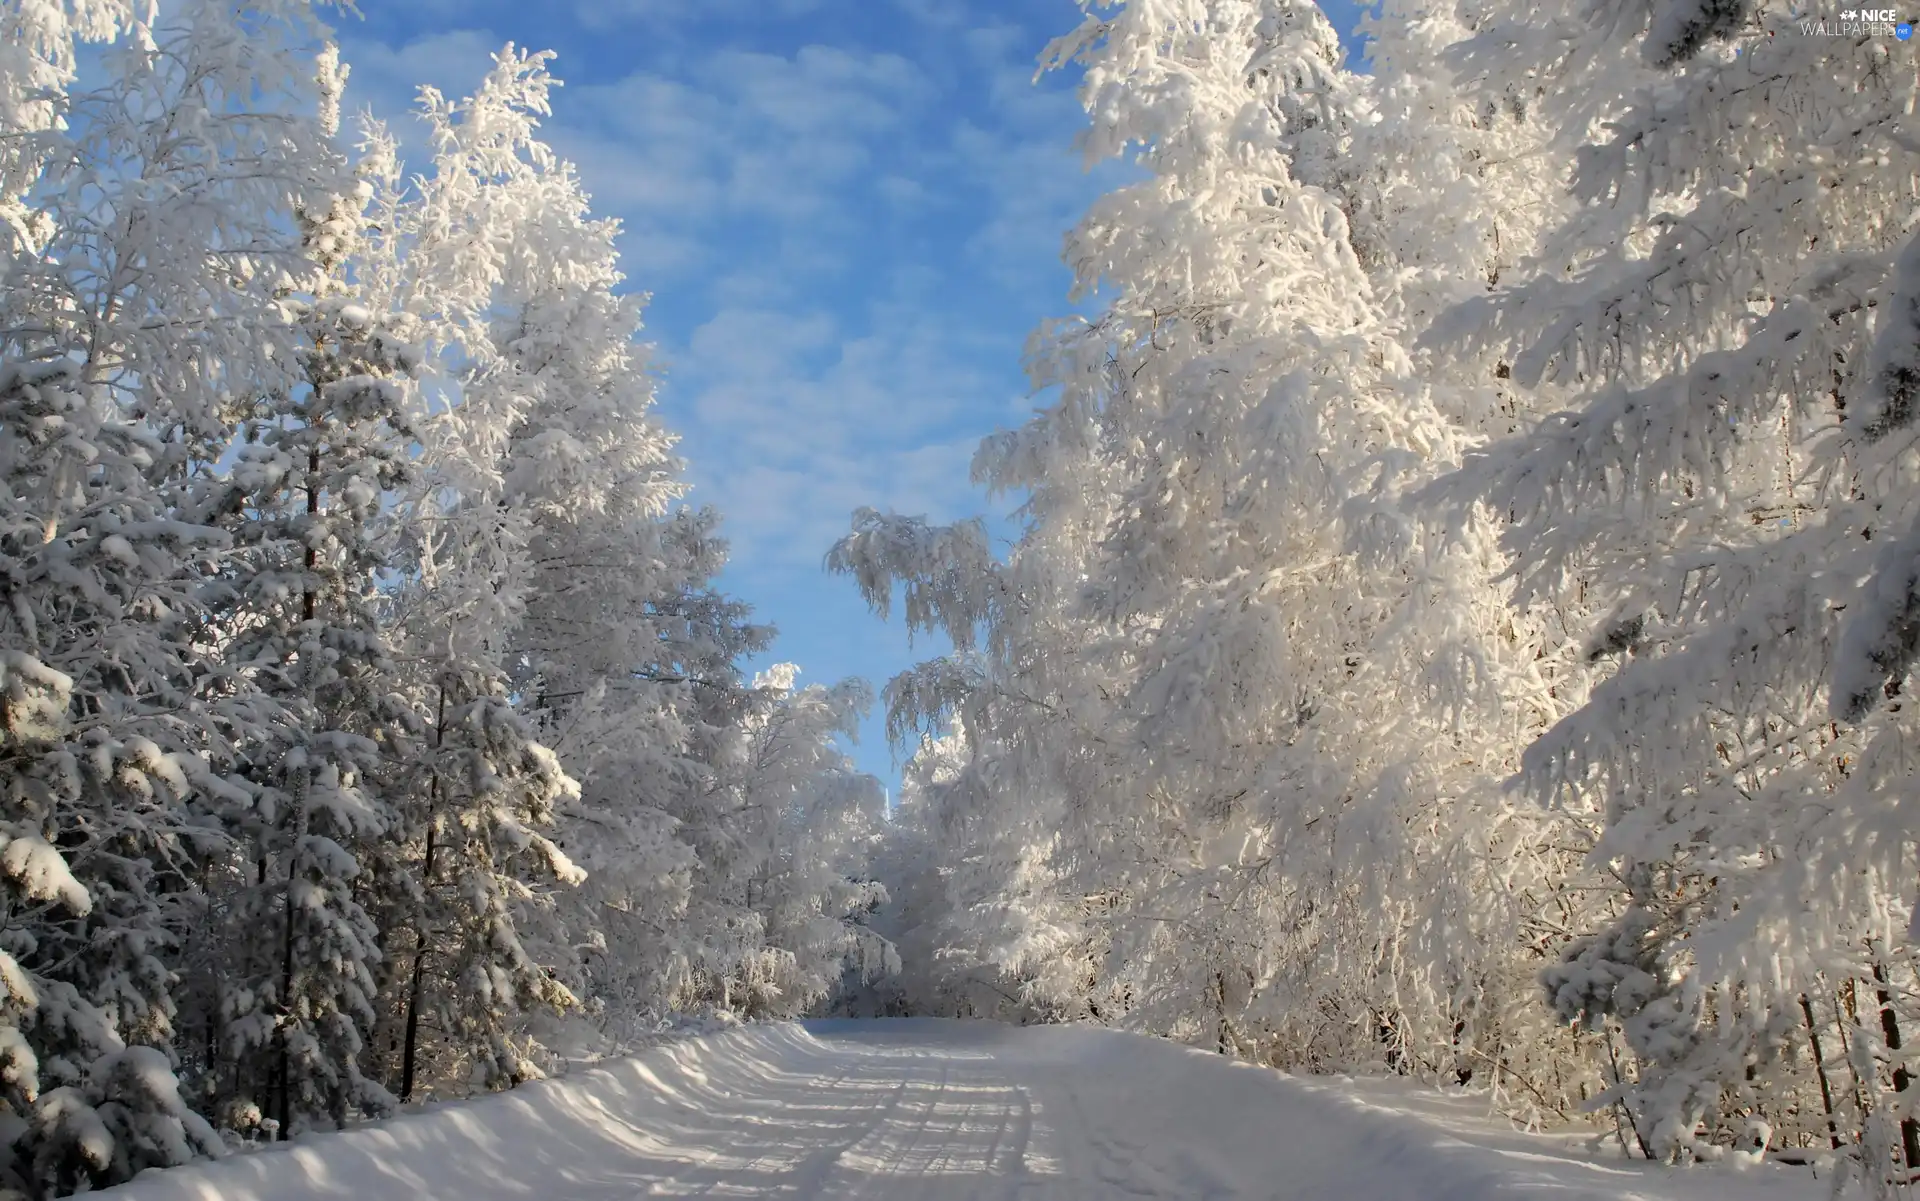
1214, 971, 1229, 1056
275, 767, 313, 1140
1802, 993, 1843, 1151
1872, 958, 1920, 1170
274, 443, 325, 1137
1839, 981, 1872, 1137
303, 448, 319, 624
275, 815, 297, 1137
399, 814, 437, 1102
400, 683, 448, 1103
1605, 1026, 1653, 1160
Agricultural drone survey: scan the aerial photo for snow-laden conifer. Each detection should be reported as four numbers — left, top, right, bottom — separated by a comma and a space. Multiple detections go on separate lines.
0, 0, 351, 1185
190, 49, 420, 1137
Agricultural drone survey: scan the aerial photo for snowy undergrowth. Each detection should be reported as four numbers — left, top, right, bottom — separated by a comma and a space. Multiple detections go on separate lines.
522, 1009, 745, 1074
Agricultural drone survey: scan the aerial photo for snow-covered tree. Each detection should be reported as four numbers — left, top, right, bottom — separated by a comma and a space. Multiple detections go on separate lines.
335, 52, 592, 1101
0, 0, 353, 1186
188, 49, 421, 1138
715, 666, 894, 1018
1424, 0, 1920, 1180
836, 0, 1581, 1090
0, 358, 231, 1197
344, 45, 879, 1092
345, 47, 899, 1063
0, 5, 882, 1188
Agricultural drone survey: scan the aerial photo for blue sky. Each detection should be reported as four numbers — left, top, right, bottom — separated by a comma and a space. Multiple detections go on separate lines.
338, 0, 1367, 794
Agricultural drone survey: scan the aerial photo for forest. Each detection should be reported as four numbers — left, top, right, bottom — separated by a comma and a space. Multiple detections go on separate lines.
0, 0, 1916, 1198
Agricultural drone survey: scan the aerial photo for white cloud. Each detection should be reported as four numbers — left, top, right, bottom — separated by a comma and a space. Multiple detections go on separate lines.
671, 297, 1012, 569
335, 9, 1107, 597
884, 0, 973, 29
339, 28, 506, 125
575, 0, 828, 30
566, 45, 924, 223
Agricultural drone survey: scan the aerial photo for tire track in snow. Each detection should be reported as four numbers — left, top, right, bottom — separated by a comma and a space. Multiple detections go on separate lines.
97, 1019, 1825, 1201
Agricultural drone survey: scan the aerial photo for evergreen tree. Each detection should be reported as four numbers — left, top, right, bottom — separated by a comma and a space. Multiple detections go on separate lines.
0, 8, 896, 1191
0, 0, 347, 1188
191, 48, 420, 1137
0, 358, 229, 1196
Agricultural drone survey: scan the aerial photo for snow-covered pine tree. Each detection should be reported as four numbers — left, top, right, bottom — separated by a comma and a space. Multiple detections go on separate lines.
393, 672, 581, 1096
0, 0, 349, 1187
0, 358, 229, 1197
188, 47, 420, 1139
348, 50, 620, 1098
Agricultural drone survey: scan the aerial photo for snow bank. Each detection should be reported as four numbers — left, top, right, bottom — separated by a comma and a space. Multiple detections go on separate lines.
97, 1019, 1825, 1200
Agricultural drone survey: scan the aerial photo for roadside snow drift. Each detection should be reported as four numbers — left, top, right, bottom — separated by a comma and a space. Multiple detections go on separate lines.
99, 1019, 1822, 1200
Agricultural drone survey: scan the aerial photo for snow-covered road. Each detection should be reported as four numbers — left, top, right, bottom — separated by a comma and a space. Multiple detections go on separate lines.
105, 1019, 1820, 1200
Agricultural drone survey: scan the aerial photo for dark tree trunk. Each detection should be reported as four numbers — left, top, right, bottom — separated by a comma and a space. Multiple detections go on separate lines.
400, 684, 449, 1103
1801, 993, 1843, 1151
400, 814, 437, 1102
1871, 960, 1920, 1170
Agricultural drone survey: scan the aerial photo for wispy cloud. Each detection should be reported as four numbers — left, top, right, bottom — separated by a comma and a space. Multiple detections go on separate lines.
574, 0, 830, 31
670, 298, 1006, 568
335, 1, 1119, 769
485, 25, 1101, 575
340, 28, 506, 121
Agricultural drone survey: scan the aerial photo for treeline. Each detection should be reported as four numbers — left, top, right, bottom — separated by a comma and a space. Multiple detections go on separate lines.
0, 5, 888, 1196
834, 0, 1920, 1194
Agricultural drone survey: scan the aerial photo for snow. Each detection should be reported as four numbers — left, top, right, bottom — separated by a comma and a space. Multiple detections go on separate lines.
0, 834, 91, 915
3, 0, 1912, 1193
97, 1019, 1822, 1201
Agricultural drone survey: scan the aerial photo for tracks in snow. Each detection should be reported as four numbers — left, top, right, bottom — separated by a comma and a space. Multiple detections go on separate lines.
101, 1019, 1822, 1201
